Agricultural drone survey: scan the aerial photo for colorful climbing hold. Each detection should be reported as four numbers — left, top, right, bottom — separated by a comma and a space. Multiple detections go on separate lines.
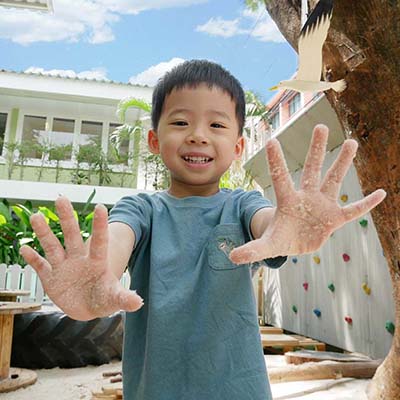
313, 308, 321, 317
292, 305, 298, 313
313, 256, 321, 264
292, 257, 298, 264
303, 282, 309, 291
340, 194, 348, 203
362, 282, 371, 295
385, 321, 395, 335
328, 283, 335, 292
345, 316, 353, 324
342, 253, 350, 262
359, 219, 368, 228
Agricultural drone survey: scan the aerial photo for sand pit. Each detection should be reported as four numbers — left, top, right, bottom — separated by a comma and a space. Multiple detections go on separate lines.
1, 356, 370, 399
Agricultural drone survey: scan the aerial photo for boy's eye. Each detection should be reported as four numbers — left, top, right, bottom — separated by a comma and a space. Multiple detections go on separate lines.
171, 121, 188, 126
211, 123, 225, 129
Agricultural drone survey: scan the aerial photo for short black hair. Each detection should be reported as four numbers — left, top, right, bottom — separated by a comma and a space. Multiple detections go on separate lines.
151, 59, 245, 136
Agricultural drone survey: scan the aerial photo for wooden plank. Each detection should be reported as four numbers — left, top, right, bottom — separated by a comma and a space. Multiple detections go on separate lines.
0, 302, 41, 315
0, 290, 31, 302
0, 314, 14, 380
285, 350, 372, 365
261, 334, 299, 347
291, 335, 326, 351
268, 359, 382, 383
259, 326, 284, 334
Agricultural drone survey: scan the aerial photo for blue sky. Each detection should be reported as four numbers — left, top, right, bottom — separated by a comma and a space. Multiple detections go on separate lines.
0, 0, 297, 102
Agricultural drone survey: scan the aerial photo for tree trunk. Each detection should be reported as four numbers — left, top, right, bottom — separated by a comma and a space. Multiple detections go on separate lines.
263, 1, 400, 398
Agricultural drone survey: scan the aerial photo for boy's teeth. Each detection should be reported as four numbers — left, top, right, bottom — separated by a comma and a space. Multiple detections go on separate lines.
183, 156, 211, 163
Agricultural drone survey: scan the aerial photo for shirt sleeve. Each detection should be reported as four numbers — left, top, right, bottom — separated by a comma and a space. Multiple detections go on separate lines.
239, 189, 287, 270
108, 194, 151, 247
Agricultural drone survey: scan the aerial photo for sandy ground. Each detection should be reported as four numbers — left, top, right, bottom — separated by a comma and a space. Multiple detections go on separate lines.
1, 356, 370, 400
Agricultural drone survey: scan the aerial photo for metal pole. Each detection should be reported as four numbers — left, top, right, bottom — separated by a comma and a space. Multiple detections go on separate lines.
301, 0, 308, 26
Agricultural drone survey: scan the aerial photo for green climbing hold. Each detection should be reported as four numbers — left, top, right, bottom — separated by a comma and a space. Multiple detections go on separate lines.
292, 305, 298, 313
328, 283, 335, 292
386, 321, 395, 335
359, 219, 368, 227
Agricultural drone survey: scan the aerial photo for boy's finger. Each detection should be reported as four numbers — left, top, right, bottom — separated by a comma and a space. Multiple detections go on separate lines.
300, 124, 328, 191
320, 139, 358, 199
229, 238, 276, 265
19, 245, 52, 283
342, 189, 387, 222
30, 213, 65, 267
266, 139, 295, 204
55, 196, 85, 254
89, 204, 109, 261
116, 288, 144, 312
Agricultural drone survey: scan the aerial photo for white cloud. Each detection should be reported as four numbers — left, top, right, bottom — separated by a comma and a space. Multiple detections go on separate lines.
25, 66, 110, 81
0, 0, 208, 45
129, 58, 186, 86
196, 8, 285, 43
96, 0, 208, 15
196, 17, 246, 38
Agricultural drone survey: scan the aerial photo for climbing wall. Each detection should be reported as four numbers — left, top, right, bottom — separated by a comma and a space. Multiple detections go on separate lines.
262, 146, 395, 359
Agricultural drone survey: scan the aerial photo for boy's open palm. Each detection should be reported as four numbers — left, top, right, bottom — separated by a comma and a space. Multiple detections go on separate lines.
230, 124, 386, 265
20, 197, 143, 320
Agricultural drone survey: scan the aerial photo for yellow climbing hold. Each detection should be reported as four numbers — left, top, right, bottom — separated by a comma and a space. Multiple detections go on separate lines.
340, 194, 348, 203
313, 256, 321, 264
362, 282, 371, 295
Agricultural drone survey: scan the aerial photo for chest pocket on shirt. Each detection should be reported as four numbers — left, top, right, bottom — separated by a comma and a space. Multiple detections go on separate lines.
207, 223, 248, 270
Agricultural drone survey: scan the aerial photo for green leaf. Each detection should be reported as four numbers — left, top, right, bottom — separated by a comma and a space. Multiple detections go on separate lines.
117, 97, 151, 123
0, 202, 11, 221
12, 205, 30, 227
82, 189, 96, 215
38, 207, 59, 222
0, 215, 6, 225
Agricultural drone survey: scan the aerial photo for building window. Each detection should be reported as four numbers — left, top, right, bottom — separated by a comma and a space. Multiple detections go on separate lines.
77, 120, 103, 163
48, 117, 74, 161
108, 123, 130, 165
22, 115, 47, 158
289, 93, 301, 116
270, 112, 280, 131
0, 112, 7, 156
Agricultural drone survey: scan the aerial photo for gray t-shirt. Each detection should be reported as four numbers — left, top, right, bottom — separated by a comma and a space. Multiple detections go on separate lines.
108, 188, 286, 400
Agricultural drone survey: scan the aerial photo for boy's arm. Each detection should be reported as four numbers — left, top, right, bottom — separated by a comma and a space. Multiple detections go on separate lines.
250, 207, 276, 239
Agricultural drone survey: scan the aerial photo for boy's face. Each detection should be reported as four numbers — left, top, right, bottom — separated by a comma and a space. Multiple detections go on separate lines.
148, 84, 245, 197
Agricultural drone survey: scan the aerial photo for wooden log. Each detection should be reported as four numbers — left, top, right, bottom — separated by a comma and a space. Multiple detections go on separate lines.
268, 359, 382, 383
102, 371, 122, 378
285, 350, 372, 365
110, 376, 122, 383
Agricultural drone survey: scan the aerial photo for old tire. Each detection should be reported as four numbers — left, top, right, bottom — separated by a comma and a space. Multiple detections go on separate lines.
11, 310, 124, 369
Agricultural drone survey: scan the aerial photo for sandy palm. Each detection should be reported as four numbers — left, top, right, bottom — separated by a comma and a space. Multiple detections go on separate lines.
229, 124, 386, 264
20, 197, 143, 321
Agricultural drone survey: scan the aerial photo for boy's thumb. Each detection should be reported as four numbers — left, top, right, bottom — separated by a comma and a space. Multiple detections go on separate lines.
117, 289, 144, 312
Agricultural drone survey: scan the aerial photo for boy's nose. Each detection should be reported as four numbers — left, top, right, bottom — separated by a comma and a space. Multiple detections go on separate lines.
187, 131, 209, 144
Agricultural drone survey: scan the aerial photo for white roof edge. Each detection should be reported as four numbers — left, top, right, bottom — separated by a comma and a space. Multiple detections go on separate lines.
0, 69, 150, 89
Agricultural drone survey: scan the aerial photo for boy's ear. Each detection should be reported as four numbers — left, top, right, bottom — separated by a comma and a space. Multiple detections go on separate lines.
148, 129, 160, 154
234, 135, 245, 160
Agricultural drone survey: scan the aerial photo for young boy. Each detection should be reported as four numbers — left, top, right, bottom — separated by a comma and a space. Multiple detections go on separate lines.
20, 60, 386, 400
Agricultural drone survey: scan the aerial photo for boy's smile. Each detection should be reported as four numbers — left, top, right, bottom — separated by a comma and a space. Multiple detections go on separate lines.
148, 84, 245, 198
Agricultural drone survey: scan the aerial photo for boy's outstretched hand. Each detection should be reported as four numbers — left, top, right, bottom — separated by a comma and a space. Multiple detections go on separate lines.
19, 197, 144, 321
229, 124, 386, 265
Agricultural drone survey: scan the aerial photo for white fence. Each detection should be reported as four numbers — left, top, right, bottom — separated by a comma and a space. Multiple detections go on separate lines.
0, 263, 131, 304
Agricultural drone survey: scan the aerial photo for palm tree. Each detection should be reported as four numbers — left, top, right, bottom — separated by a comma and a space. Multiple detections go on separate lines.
110, 97, 169, 190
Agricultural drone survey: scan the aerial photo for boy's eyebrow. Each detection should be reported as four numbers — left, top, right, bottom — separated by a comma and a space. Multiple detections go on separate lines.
167, 108, 232, 121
